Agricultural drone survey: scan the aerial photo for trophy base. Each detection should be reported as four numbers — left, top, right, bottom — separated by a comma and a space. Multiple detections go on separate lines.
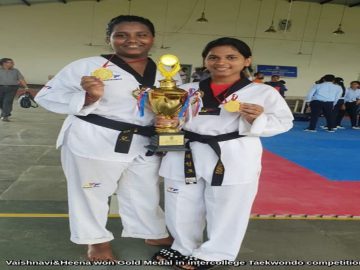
145, 132, 188, 152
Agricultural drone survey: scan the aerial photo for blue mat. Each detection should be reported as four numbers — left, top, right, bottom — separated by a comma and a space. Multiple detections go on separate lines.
261, 118, 360, 181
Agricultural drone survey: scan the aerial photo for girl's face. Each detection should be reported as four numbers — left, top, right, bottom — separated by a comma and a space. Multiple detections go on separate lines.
109, 22, 154, 58
204, 45, 251, 82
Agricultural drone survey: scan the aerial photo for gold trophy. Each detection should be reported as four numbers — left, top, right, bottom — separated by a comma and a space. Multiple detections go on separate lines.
141, 54, 189, 152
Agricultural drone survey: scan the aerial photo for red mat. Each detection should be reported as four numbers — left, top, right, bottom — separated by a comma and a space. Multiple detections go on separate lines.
252, 151, 360, 216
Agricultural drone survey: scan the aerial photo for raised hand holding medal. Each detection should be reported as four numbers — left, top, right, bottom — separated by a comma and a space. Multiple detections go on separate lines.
81, 76, 104, 105
81, 56, 115, 105
223, 94, 264, 124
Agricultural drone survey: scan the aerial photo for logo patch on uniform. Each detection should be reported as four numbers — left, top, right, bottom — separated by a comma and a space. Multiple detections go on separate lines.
167, 187, 179, 193
107, 73, 122, 81
82, 182, 101, 188
198, 107, 221, 115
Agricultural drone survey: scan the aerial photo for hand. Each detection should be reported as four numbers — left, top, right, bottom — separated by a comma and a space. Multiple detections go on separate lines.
81, 76, 104, 100
239, 103, 264, 124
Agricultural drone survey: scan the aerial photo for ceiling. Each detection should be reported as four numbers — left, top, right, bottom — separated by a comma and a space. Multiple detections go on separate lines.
290, 0, 360, 7
0, 0, 359, 7
0, 0, 101, 6
0, 0, 360, 7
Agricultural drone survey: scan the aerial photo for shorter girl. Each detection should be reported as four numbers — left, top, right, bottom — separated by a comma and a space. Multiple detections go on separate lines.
153, 37, 293, 269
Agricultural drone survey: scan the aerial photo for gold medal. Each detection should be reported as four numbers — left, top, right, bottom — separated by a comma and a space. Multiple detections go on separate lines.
224, 99, 241, 112
91, 68, 113, 80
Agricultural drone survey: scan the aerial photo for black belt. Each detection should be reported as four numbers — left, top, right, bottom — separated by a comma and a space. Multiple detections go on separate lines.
183, 130, 245, 186
0, 85, 17, 87
76, 114, 155, 153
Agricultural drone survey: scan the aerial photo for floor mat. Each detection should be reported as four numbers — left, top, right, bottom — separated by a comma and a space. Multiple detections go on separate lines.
261, 119, 360, 181
253, 118, 360, 216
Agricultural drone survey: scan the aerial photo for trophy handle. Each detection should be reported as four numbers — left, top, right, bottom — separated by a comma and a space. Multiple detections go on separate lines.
158, 61, 181, 81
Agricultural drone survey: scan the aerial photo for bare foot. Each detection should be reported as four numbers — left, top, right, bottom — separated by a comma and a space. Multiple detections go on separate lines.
145, 236, 173, 246
87, 242, 116, 261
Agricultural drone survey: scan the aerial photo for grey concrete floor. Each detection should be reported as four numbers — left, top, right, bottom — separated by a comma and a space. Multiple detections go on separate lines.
0, 105, 359, 270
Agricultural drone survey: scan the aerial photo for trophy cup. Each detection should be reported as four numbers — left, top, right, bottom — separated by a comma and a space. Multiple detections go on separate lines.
142, 54, 189, 152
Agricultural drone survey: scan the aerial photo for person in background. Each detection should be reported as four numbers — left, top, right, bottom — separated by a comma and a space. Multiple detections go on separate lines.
153, 37, 293, 269
191, 67, 210, 82
191, 67, 203, 82
179, 67, 189, 84
252, 72, 264, 83
341, 81, 360, 129
265, 75, 287, 98
0, 58, 29, 122
35, 15, 173, 261
332, 77, 346, 129
304, 74, 342, 132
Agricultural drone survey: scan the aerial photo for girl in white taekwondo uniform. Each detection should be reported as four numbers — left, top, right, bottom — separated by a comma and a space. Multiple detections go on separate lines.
35, 15, 175, 261
153, 37, 293, 269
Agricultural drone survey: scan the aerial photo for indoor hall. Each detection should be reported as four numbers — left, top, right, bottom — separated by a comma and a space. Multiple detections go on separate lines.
1, 0, 359, 269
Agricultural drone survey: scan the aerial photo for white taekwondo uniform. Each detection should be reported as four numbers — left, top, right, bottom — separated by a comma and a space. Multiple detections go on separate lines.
159, 78, 294, 261
35, 55, 178, 244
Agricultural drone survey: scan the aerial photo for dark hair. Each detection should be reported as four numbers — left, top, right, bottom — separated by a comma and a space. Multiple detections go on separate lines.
315, 76, 325, 84
201, 37, 252, 59
271, 75, 280, 79
334, 77, 344, 87
0, 58, 13, 65
350, 81, 360, 85
322, 74, 335, 82
334, 77, 345, 92
106, 15, 155, 37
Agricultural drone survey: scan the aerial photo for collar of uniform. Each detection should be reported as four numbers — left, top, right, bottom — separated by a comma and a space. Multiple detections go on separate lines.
199, 77, 252, 108
101, 54, 156, 87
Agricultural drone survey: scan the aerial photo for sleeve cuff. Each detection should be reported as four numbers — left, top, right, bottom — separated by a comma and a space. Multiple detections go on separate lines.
238, 113, 267, 136
249, 113, 267, 135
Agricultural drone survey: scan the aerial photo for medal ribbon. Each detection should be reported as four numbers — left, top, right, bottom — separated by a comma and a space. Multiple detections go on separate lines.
230, 93, 238, 101
193, 92, 202, 116
137, 88, 150, 117
178, 88, 202, 118
102, 54, 115, 68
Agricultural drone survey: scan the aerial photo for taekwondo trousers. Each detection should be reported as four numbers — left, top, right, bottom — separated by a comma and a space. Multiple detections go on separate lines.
61, 145, 168, 244
164, 177, 259, 261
